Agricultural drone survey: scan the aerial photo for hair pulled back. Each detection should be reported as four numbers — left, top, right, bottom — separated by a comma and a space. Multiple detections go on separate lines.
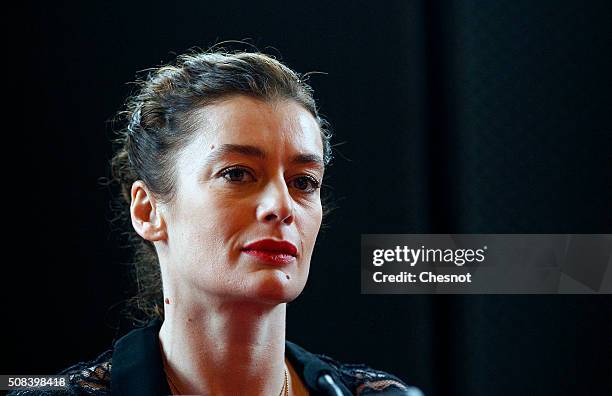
111, 50, 332, 322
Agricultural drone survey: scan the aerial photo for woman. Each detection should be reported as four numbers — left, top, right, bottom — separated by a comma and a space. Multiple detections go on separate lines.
11, 50, 421, 396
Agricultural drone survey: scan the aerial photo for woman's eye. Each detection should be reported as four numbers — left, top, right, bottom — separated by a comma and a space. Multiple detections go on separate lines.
220, 167, 255, 183
291, 175, 320, 193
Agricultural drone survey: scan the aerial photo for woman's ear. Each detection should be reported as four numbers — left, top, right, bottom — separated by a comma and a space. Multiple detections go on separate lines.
130, 180, 167, 242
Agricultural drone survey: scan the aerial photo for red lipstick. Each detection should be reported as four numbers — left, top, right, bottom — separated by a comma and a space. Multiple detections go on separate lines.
242, 239, 298, 265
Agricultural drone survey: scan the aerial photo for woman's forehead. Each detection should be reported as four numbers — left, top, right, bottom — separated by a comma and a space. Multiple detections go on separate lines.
196, 96, 323, 153
175, 96, 324, 174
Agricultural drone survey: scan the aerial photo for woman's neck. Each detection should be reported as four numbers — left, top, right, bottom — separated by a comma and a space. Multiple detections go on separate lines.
158, 297, 288, 396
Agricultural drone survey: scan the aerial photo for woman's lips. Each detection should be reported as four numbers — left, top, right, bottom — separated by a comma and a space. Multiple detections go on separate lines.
242, 250, 295, 265
242, 239, 298, 265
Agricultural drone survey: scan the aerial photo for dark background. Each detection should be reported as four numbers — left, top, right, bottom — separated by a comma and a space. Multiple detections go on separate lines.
4, 1, 611, 395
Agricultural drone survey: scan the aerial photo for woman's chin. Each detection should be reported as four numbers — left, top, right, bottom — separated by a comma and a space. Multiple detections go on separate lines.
246, 269, 304, 304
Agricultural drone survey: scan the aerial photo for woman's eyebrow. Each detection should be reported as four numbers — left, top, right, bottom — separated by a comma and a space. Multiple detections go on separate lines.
290, 153, 324, 172
204, 144, 324, 171
203, 144, 266, 167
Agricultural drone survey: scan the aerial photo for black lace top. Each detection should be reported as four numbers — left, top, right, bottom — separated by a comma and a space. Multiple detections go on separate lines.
8, 320, 422, 396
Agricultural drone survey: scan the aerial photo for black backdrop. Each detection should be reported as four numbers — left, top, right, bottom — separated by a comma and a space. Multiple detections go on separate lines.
3, 1, 611, 395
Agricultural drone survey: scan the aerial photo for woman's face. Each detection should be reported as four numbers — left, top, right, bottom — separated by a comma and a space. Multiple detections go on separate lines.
159, 95, 324, 305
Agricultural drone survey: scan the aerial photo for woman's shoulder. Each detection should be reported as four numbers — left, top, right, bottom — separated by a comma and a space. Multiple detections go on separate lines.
321, 354, 422, 396
7, 350, 112, 396
286, 340, 423, 396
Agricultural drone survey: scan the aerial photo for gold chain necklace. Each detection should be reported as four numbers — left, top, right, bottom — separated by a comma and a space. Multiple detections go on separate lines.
279, 366, 289, 396
165, 364, 289, 396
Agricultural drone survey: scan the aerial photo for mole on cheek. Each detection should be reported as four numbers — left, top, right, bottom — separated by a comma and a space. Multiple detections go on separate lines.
210, 144, 215, 150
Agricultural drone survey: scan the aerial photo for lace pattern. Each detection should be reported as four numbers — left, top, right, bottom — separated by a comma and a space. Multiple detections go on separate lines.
8, 349, 415, 395
7, 351, 112, 396
318, 354, 413, 395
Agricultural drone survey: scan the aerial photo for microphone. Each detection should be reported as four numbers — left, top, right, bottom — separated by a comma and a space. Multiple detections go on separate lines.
317, 372, 423, 396
317, 373, 346, 396
303, 358, 424, 396
303, 358, 349, 395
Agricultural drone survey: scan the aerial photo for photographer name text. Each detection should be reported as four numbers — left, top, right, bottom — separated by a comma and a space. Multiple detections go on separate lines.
371, 245, 488, 284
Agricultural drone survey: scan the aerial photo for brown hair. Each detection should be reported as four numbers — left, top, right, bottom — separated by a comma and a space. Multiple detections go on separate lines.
110, 50, 332, 322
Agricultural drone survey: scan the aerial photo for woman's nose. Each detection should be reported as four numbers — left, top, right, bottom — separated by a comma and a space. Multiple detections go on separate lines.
256, 179, 294, 225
